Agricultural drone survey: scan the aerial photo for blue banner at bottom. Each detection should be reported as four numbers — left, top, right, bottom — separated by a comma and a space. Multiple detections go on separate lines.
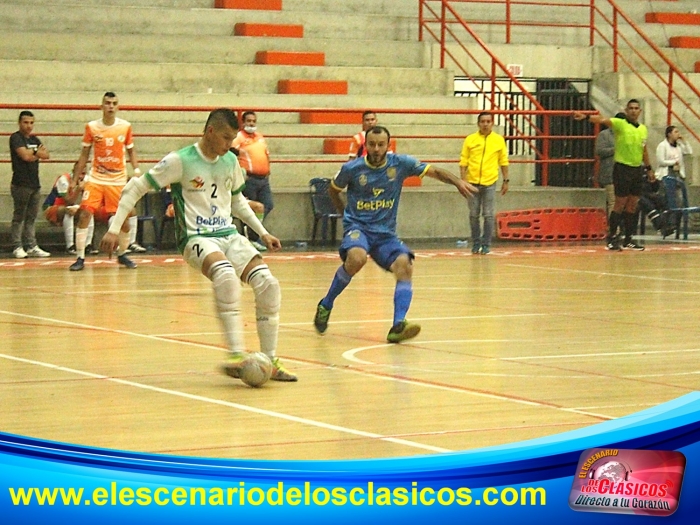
2, 392, 700, 524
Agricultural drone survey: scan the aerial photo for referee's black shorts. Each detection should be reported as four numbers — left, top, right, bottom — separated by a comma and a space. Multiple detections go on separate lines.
612, 162, 643, 197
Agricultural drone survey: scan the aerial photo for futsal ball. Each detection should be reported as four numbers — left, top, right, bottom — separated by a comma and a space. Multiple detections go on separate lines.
239, 352, 273, 388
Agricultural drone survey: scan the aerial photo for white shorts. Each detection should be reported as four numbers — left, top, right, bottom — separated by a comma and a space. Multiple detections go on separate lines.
183, 234, 261, 278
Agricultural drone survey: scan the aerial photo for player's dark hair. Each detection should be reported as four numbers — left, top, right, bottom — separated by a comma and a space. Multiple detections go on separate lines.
366, 126, 391, 143
241, 110, 256, 121
204, 108, 239, 132
18, 110, 34, 121
103, 91, 117, 99
477, 111, 493, 123
665, 125, 677, 139
626, 99, 640, 107
362, 110, 376, 119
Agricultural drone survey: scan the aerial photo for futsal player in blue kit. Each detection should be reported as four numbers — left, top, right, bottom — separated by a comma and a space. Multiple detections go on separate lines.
314, 126, 477, 342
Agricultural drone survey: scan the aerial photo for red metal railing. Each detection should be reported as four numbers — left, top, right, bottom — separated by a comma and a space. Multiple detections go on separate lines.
592, 0, 700, 142
419, 0, 700, 145
0, 104, 596, 185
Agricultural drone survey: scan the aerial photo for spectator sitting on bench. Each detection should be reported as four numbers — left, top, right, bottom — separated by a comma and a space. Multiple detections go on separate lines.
638, 175, 675, 238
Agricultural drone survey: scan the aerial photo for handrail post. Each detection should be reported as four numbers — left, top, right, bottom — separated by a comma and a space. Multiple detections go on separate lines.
505, 0, 511, 44
542, 114, 550, 187
491, 60, 496, 110
418, 0, 423, 41
440, 0, 446, 69
613, 7, 618, 72
589, 0, 595, 46
667, 70, 673, 126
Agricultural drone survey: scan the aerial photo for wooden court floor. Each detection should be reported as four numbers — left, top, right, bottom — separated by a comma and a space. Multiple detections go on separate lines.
1, 240, 700, 460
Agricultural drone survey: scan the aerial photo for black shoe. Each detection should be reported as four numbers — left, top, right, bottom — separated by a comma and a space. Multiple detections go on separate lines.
66, 245, 77, 255
128, 242, 147, 253
117, 254, 137, 269
86, 244, 100, 255
605, 238, 622, 251
622, 241, 645, 251
313, 301, 331, 334
69, 258, 85, 271
387, 320, 422, 343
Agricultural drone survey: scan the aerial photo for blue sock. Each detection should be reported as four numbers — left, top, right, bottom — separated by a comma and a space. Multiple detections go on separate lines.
320, 265, 352, 310
393, 280, 413, 326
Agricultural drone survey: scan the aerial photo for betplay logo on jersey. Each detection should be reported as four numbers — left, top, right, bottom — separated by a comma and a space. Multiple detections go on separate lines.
569, 448, 685, 517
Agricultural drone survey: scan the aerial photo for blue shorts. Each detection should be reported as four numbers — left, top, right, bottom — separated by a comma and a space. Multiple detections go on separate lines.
339, 228, 414, 271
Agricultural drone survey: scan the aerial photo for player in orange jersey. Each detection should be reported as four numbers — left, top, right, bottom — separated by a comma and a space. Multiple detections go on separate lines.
69, 92, 141, 271
230, 111, 273, 251
348, 110, 377, 160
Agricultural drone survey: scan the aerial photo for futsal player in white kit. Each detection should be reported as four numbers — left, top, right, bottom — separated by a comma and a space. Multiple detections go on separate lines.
100, 108, 297, 382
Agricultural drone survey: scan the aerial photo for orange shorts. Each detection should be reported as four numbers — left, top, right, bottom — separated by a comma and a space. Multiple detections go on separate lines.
80, 181, 123, 215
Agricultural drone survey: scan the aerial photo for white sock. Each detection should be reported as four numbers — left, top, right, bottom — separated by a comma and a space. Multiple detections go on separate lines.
86, 216, 95, 246
75, 228, 88, 259
63, 213, 74, 248
117, 230, 130, 256
129, 215, 138, 245
248, 265, 280, 359
209, 260, 244, 353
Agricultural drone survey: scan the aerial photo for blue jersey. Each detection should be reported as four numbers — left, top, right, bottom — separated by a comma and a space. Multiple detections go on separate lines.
331, 154, 429, 234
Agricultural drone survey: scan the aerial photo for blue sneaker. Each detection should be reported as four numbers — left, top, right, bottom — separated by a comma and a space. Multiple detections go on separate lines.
471, 242, 481, 254
117, 254, 137, 269
480, 245, 491, 255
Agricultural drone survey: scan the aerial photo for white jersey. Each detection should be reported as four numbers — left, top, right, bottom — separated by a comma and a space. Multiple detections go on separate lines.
144, 143, 245, 252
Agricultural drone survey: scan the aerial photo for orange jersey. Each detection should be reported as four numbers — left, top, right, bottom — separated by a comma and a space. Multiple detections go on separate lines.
231, 131, 270, 176
82, 118, 134, 185
348, 131, 366, 158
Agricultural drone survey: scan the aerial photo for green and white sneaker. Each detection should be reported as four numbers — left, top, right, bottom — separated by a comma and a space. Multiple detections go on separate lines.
313, 301, 332, 334
270, 357, 298, 382
387, 320, 421, 343
220, 352, 248, 379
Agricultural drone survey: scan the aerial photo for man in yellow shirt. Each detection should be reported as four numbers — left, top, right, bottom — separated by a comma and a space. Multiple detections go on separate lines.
459, 112, 509, 254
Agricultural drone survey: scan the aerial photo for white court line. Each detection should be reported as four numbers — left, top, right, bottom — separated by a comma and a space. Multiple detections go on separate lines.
0, 308, 611, 425
340, 342, 612, 420
504, 348, 700, 361
506, 263, 700, 284
150, 313, 548, 337
0, 353, 450, 454
0, 309, 227, 353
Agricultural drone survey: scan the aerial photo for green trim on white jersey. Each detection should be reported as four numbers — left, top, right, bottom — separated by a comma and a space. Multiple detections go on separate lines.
145, 143, 245, 253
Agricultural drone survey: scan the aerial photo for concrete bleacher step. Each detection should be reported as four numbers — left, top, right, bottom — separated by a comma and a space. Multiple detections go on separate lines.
0, 32, 429, 69
645, 12, 700, 25
256, 51, 325, 66
278, 80, 348, 95
593, 46, 699, 73
234, 23, 303, 38
669, 36, 700, 48
0, 3, 419, 41
216, 0, 281, 10
0, 0, 419, 15
0, 60, 452, 96
595, 71, 700, 100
